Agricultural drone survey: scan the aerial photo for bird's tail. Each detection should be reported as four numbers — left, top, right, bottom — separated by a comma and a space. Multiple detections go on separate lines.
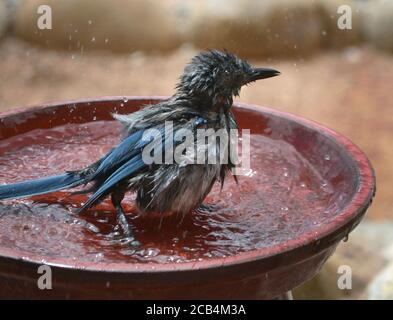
0, 173, 85, 200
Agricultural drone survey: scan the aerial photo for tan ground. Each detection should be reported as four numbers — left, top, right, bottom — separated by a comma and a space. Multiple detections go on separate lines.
0, 38, 391, 219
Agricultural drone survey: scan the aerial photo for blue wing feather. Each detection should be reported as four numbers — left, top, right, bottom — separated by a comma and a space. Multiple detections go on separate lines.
90, 130, 145, 180
0, 173, 84, 200
77, 154, 145, 212
77, 116, 206, 212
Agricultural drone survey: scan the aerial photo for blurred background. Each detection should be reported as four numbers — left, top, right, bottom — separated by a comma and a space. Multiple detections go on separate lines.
0, 0, 392, 299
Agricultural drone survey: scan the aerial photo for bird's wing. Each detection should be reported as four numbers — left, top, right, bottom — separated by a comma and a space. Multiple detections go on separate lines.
77, 126, 168, 212
76, 154, 146, 212
77, 116, 207, 212
90, 129, 146, 180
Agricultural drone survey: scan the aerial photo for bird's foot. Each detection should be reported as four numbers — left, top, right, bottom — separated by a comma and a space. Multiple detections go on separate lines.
116, 209, 140, 247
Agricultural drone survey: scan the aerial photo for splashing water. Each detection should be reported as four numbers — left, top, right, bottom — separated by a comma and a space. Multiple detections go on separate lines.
0, 121, 337, 263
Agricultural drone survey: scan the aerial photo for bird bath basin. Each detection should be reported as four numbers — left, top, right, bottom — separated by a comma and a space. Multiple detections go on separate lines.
0, 97, 375, 299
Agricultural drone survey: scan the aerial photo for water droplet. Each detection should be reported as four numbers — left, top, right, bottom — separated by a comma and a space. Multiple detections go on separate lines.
322, 30, 327, 36
91, 37, 96, 42
92, 116, 97, 121
94, 253, 103, 261
88, 20, 93, 25
71, 54, 75, 60
105, 38, 109, 44
146, 248, 158, 257
324, 154, 331, 161
242, 168, 255, 177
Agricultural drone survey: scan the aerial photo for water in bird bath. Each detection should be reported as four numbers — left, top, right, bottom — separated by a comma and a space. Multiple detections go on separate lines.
0, 120, 336, 263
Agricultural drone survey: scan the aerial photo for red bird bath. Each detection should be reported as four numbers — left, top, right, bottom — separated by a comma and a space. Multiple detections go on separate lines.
0, 97, 375, 299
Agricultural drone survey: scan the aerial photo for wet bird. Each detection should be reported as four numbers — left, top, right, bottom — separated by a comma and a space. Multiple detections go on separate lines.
0, 50, 279, 244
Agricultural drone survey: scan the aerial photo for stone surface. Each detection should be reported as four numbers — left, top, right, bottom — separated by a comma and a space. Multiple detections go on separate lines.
294, 220, 393, 299
14, 0, 182, 53
189, 0, 323, 57
318, 0, 363, 49
366, 262, 393, 299
9, 0, 393, 56
11, 0, 366, 57
363, 0, 393, 53
188, 0, 363, 58
351, 221, 393, 255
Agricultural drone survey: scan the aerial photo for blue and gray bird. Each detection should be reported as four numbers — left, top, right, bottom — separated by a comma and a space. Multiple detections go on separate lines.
0, 50, 279, 243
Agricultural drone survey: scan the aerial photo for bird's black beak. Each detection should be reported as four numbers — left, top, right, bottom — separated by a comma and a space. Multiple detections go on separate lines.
248, 68, 280, 82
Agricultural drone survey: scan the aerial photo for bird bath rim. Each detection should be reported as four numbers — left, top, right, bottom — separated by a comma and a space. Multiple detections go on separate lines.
0, 96, 375, 274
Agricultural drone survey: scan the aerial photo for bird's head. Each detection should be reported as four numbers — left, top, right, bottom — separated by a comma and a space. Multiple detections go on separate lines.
176, 50, 280, 110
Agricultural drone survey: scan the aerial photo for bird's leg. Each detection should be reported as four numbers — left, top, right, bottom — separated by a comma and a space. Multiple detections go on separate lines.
111, 191, 140, 246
